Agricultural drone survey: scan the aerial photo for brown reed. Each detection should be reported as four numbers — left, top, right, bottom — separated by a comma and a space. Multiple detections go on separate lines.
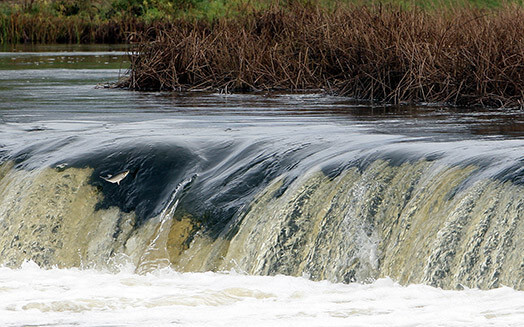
124, 4, 524, 107
0, 13, 150, 44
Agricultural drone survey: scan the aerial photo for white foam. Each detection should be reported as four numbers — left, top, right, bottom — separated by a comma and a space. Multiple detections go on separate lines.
1, 264, 523, 326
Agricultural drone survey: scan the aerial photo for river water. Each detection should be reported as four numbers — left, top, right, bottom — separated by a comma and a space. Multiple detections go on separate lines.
0, 45, 523, 326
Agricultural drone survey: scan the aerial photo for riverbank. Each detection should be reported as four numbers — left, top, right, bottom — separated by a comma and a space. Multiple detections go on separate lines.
0, 0, 271, 44
123, 3, 524, 107
0, 0, 167, 43
0, 0, 518, 44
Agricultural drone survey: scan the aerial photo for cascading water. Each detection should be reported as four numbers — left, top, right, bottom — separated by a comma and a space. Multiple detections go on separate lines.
1, 46, 524, 326
135, 173, 197, 274
0, 135, 522, 289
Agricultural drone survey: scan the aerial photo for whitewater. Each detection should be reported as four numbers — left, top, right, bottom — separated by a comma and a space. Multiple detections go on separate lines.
2, 262, 524, 327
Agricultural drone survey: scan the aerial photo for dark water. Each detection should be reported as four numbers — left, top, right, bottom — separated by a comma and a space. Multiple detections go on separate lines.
0, 45, 523, 290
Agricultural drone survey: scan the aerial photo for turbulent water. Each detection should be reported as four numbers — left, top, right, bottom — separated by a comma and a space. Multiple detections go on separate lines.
3, 262, 524, 327
0, 45, 524, 326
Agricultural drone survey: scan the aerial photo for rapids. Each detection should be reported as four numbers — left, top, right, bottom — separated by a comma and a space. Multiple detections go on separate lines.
2, 263, 524, 326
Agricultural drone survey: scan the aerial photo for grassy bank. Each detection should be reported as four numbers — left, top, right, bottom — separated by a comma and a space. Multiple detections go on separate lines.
124, 3, 524, 107
0, 0, 521, 44
1, 0, 275, 43
0, 0, 170, 43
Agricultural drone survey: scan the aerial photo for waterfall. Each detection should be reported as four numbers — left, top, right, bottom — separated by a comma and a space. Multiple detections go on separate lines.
0, 154, 522, 289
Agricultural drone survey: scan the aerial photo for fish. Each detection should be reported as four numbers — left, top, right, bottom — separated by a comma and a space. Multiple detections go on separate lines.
55, 163, 68, 170
100, 170, 129, 185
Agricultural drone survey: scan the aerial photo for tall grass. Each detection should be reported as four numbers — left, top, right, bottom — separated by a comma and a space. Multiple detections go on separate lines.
1, 0, 522, 44
0, 0, 155, 43
1, 13, 134, 43
124, 3, 524, 107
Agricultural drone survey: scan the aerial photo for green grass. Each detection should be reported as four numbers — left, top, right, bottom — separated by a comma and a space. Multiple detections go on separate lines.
2, 0, 523, 21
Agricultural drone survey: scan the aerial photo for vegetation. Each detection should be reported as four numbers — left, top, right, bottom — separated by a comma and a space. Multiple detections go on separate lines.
124, 3, 524, 107
1, 0, 523, 43
0, 0, 259, 44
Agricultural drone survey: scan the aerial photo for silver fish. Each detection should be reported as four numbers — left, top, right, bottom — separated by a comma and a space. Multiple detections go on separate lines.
100, 170, 129, 185
55, 163, 68, 170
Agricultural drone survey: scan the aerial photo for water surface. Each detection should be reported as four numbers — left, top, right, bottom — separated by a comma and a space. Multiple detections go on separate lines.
1, 45, 523, 327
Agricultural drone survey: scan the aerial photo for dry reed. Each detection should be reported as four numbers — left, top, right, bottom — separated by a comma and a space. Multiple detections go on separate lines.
124, 4, 524, 107
0, 13, 152, 44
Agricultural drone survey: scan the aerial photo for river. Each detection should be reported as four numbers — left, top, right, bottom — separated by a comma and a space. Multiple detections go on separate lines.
0, 45, 523, 326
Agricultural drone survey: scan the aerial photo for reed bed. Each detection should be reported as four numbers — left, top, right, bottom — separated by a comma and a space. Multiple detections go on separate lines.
125, 4, 524, 107
0, 13, 149, 44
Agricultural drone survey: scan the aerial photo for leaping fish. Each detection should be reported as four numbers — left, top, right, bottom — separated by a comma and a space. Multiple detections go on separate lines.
100, 170, 129, 185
